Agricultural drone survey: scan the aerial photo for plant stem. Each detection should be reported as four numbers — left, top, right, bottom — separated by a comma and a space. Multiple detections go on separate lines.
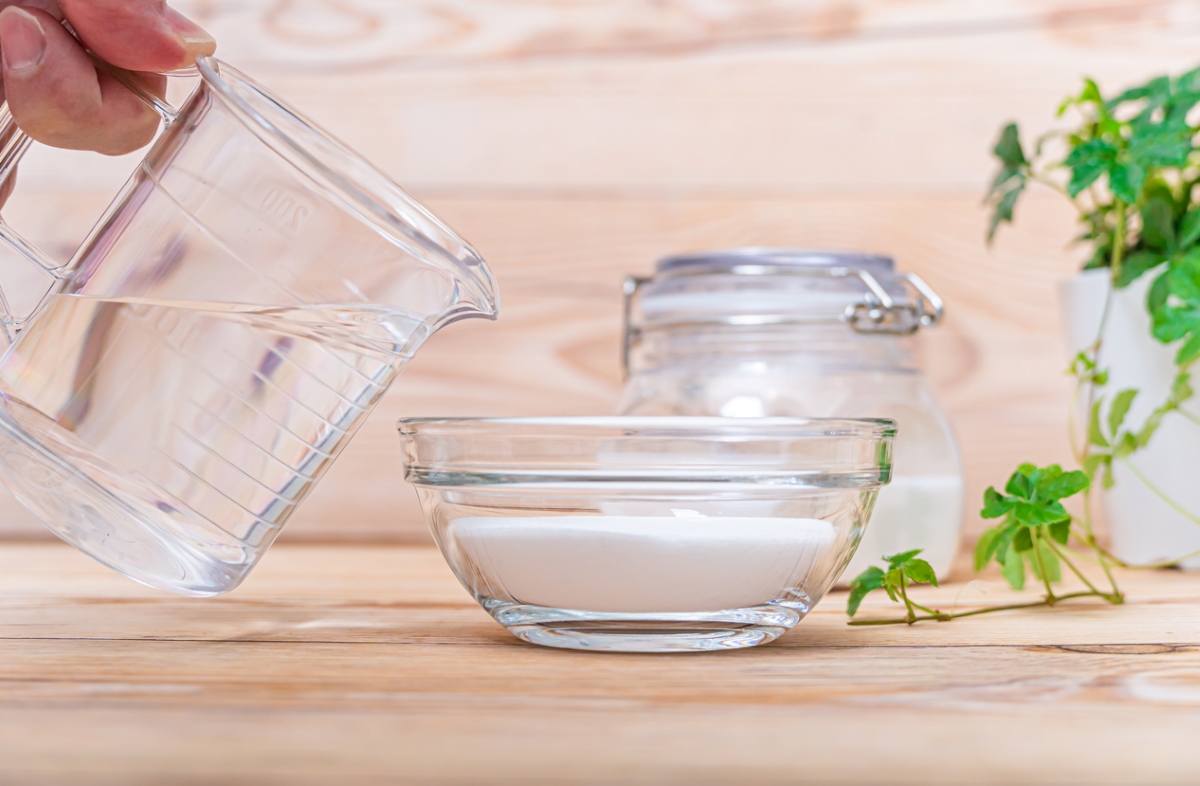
1046, 536, 1118, 601
1075, 288, 1113, 468
1122, 457, 1200, 526
1110, 200, 1128, 284
1075, 530, 1200, 569
1031, 530, 1059, 602
847, 590, 1112, 626
1068, 377, 1091, 466
1066, 516, 1122, 596
909, 601, 949, 619
1078, 490, 1098, 542
897, 580, 918, 624
1179, 408, 1200, 427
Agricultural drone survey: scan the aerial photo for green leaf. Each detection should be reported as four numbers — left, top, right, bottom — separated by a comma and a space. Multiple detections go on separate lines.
1040, 540, 1062, 583
850, 565, 886, 590
1013, 500, 1071, 526
1070, 351, 1096, 375
1006, 468, 1034, 499
1082, 452, 1107, 482
885, 549, 923, 569
1028, 539, 1062, 583
980, 486, 1014, 519
1040, 469, 1091, 501
1108, 389, 1138, 436
903, 558, 938, 588
1177, 66, 1200, 94
1152, 307, 1197, 343
987, 180, 1025, 244
1001, 544, 1026, 590
974, 527, 999, 572
1169, 255, 1200, 303
1036, 464, 1064, 485
1128, 125, 1192, 170
993, 123, 1027, 167
1064, 139, 1118, 197
1177, 332, 1200, 365
1179, 208, 1200, 249
1089, 398, 1110, 448
1172, 372, 1194, 403
1116, 251, 1167, 289
846, 565, 886, 617
1049, 519, 1072, 545
985, 123, 1030, 244
1013, 526, 1033, 552
1112, 431, 1139, 459
1140, 197, 1177, 253
883, 568, 905, 602
1106, 74, 1170, 112
1110, 162, 1147, 205
1147, 270, 1172, 320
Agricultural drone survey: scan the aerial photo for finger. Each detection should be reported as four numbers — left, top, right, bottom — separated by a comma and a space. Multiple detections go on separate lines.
57, 0, 215, 72
0, 7, 166, 155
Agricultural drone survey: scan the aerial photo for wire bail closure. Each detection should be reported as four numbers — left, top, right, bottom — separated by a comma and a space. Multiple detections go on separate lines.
621, 264, 945, 378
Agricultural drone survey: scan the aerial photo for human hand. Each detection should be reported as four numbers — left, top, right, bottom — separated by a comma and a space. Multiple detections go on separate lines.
0, 1, 215, 155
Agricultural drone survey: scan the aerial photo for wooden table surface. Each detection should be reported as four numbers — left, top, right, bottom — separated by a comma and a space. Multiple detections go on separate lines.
2, 542, 1198, 784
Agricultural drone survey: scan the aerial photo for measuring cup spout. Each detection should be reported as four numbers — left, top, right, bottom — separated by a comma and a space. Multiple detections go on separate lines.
437, 255, 499, 328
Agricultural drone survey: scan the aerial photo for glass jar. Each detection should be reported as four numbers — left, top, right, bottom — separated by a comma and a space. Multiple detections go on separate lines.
618, 249, 963, 580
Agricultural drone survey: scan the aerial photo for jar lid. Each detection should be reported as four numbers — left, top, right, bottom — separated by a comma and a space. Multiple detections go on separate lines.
622, 248, 944, 373
656, 248, 896, 280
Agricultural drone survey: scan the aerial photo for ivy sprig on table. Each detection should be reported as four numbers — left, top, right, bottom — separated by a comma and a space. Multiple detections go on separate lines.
846, 550, 944, 625
846, 464, 1122, 626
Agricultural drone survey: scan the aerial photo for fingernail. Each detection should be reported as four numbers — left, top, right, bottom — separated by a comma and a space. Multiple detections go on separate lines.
0, 8, 46, 74
163, 6, 216, 64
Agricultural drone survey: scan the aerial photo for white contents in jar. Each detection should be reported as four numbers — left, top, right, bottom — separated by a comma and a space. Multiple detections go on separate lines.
844, 474, 964, 581
447, 515, 836, 613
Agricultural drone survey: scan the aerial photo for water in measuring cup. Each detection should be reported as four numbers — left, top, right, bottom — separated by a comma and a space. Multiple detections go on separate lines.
0, 293, 427, 595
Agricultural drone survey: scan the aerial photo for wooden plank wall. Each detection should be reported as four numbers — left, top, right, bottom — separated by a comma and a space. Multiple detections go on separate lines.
0, 0, 1198, 549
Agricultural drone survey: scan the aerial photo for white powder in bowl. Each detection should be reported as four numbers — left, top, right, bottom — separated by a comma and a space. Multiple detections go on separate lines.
447, 515, 836, 613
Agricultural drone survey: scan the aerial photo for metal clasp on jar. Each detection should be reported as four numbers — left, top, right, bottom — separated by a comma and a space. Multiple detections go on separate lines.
621, 266, 944, 377
845, 271, 945, 335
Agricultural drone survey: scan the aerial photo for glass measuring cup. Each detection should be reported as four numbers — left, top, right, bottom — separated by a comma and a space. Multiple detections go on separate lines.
0, 57, 497, 595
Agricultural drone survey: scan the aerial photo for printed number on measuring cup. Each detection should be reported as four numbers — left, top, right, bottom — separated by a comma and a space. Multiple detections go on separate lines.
260, 188, 310, 232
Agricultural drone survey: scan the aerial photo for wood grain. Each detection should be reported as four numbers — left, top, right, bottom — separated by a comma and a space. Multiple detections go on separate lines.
2, 542, 1200, 783
190, 0, 1200, 73
0, 0, 1195, 545
0, 192, 1084, 544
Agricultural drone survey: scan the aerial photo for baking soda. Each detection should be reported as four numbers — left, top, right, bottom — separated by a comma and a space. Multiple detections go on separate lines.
447, 515, 837, 613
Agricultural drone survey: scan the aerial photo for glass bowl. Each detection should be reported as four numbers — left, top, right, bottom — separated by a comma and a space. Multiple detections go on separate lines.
397, 417, 895, 652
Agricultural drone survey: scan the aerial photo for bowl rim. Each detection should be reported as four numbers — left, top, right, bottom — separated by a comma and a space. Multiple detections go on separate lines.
397, 416, 896, 488
397, 415, 897, 437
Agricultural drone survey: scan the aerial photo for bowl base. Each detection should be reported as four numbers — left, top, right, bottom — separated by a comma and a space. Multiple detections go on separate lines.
491, 603, 803, 653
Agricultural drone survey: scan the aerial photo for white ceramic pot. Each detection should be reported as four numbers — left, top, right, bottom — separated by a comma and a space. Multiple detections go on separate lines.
1060, 268, 1200, 567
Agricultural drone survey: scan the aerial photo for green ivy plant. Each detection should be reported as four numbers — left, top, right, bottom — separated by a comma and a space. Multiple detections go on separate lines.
847, 464, 1120, 625
989, 65, 1200, 564
848, 67, 1200, 625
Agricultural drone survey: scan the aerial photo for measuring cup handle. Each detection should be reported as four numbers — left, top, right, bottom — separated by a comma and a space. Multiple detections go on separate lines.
0, 59, 183, 345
